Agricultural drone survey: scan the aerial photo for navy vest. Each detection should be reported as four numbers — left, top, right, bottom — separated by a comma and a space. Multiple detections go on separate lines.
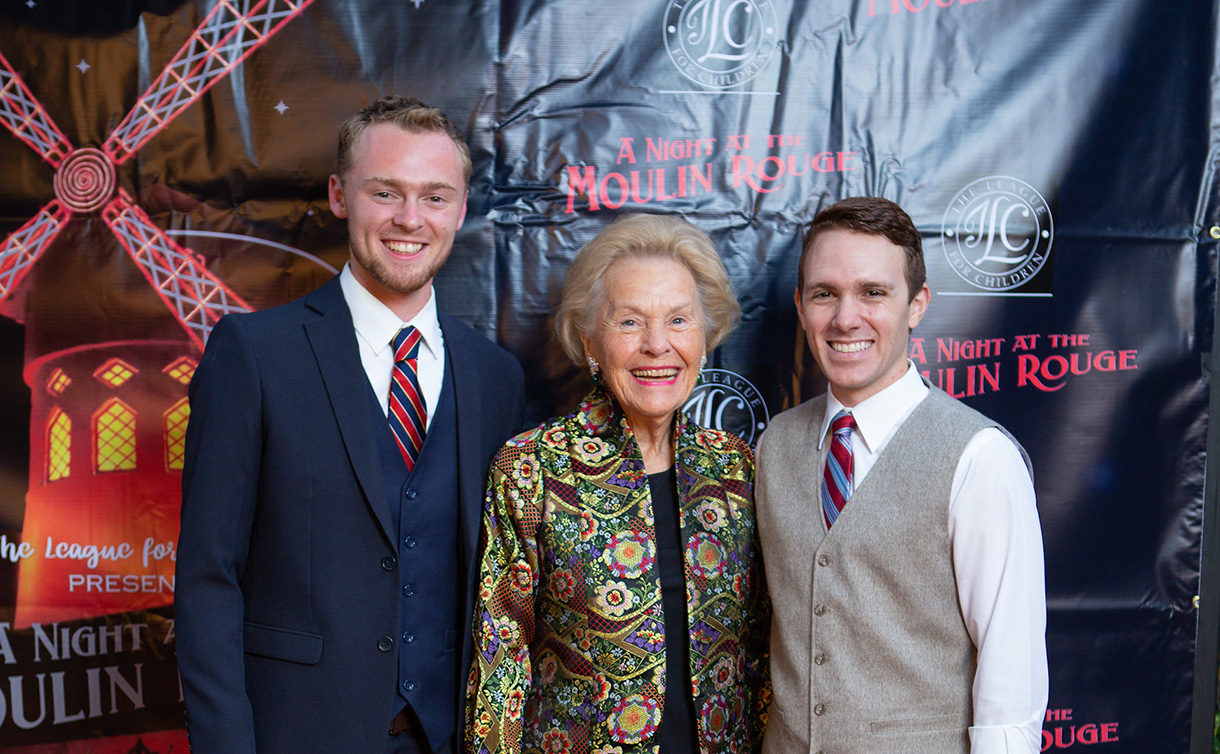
366, 353, 461, 749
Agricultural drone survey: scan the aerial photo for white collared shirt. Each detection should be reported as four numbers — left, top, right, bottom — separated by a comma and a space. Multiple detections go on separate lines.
818, 362, 1049, 754
339, 264, 445, 429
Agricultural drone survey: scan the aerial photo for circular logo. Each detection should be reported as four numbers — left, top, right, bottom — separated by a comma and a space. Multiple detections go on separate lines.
53, 147, 117, 213
664, 0, 778, 89
683, 369, 770, 444
941, 176, 1054, 291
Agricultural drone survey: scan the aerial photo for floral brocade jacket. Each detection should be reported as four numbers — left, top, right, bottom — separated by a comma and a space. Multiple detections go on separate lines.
466, 388, 771, 754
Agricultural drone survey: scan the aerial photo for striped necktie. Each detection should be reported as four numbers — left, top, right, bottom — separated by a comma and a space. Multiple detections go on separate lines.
821, 410, 856, 529
388, 325, 427, 471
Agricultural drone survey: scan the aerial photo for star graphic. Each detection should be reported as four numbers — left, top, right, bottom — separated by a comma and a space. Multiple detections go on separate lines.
26, 0, 35, 8
410, 0, 424, 7
274, 100, 289, 115
76, 59, 90, 74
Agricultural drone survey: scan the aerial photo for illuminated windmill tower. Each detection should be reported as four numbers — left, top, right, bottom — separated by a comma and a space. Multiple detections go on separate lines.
0, 0, 314, 627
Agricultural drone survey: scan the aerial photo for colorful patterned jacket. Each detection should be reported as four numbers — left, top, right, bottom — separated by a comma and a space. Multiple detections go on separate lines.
467, 387, 771, 754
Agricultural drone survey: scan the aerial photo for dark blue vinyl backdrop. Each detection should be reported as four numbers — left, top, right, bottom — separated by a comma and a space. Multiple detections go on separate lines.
0, 1, 1212, 751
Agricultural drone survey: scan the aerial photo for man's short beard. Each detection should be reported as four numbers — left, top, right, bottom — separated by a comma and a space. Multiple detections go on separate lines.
353, 246, 451, 296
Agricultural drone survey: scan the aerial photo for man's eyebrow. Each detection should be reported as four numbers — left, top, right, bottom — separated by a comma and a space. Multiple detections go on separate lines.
359, 176, 401, 189
422, 181, 461, 193
359, 178, 461, 193
803, 280, 897, 292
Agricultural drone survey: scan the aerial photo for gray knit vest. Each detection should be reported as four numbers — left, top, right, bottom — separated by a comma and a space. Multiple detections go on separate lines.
757, 386, 1031, 754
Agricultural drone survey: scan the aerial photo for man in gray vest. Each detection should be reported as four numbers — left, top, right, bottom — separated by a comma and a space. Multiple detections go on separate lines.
756, 197, 1047, 754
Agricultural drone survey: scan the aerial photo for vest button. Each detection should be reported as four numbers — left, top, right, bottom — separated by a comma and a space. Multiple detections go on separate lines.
402, 680, 415, 692
814, 703, 826, 716
406, 488, 418, 500
814, 603, 826, 616
377, 636, 393, 652
402, 632, 415, 644
404, 536, 417, 549
814, 653, 827, 665
381, 556, 396, 571
817, 554, 830, 566
403, 583, 415, 596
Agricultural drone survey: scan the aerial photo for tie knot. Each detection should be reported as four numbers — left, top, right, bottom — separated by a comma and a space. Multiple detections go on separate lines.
830, 410, 855, 436
392, 326, 422, 362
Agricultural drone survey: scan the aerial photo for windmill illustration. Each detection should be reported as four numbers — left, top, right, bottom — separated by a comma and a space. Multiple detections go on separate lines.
0, 0, 314, 627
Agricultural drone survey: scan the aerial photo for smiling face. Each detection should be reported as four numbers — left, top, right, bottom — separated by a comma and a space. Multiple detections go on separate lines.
796, 229, 929, 407
328, 123, 468, 320
581, 256, 705, 434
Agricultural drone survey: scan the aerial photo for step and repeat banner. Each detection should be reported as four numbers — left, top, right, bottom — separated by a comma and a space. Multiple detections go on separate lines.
0, 0, 1213, 752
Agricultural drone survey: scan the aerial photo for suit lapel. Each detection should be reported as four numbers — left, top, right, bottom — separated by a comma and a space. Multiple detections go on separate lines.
304, 277, 394, 545
440, 312, 486, 564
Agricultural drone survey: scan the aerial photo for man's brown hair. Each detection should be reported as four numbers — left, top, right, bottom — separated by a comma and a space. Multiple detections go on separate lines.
335, 95, 472, 185
798, 196, 926, 300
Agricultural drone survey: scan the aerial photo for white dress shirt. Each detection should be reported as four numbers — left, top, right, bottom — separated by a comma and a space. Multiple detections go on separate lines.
339, 264, 445, 430
818, 362, 1049, 754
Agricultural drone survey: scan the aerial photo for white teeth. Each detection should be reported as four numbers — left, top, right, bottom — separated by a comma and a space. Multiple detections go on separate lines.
386, 241, 423, 254
633, 368, 678, 379
831, 341, 871, 353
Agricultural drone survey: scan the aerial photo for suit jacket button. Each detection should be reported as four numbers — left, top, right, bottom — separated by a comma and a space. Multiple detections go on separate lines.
381, 556, 396, 571
406, 488, 418, 500
403, 583, 415, 597
814, 703, 826, 716
815, 653, 827, 665
814, 603, 826, 616
377, 636, 394, 652
403, 536, 417, 549
817, 554, 830, 566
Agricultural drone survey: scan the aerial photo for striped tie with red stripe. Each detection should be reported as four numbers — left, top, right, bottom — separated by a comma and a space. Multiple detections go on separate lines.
388, 325, 427, 471
821, 410, 855, 529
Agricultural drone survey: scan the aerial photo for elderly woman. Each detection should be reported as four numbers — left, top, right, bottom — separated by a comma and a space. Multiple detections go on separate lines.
467, 214, 770, 754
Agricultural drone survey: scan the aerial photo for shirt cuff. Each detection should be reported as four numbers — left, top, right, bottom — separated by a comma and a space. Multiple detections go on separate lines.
969, 723, 1042, 754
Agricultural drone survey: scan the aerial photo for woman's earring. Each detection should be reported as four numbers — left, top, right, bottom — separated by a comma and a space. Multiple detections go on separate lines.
587, 356, 600, 383
700, 355, 707, 369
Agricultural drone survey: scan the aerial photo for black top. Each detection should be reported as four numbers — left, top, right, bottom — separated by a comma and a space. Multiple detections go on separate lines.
649, 467, 701, 753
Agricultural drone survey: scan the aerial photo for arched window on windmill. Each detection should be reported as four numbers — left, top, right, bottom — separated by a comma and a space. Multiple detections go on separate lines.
94, 398, 136, 473
164, 397, 189, 471
46, 407, 70, 482
44, 367, 72, 483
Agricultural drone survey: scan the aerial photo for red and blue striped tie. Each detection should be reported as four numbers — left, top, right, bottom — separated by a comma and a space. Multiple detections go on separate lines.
388, 326, 427, 471
821, 410, 856, 529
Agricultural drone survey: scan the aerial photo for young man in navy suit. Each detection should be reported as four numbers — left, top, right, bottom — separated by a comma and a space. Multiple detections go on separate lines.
176, 96, 525, 754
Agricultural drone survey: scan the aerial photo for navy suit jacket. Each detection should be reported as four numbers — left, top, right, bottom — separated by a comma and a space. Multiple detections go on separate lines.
175, 275, 525, 754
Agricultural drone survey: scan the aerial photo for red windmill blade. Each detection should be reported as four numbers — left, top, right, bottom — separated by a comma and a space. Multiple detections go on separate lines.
0, 200, 70, 299
0, 49, 73, 167
104, 190, 253, 347
0, 50, 75, 300
0, 0, 315, 347
105, 0, 316, 165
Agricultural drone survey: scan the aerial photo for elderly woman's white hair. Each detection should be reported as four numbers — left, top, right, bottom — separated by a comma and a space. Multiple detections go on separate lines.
554, 214, 741, 368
